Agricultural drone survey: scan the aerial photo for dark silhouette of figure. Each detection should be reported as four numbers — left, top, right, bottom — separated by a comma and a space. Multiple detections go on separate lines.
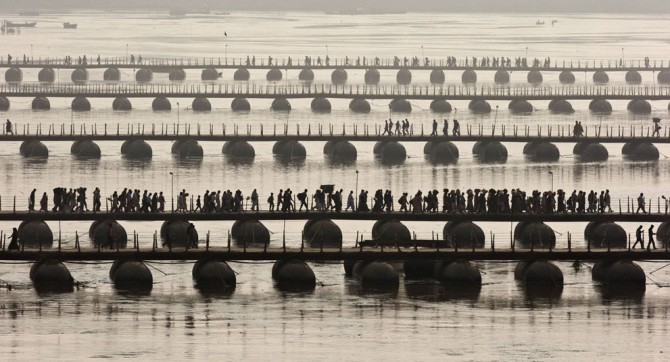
5, 119, 12, 135
106, 223, 115, 249
442, 119, 448, 136
452, 119, 460, 136
648, 225, 656, 250
8, 227, 19, 251
268, 193, 275, 211
652, 118, 661, 137
431, 119, 438, 136
633, 225, 644, 249
636, 193, 646, 214
29, 188, 36, 211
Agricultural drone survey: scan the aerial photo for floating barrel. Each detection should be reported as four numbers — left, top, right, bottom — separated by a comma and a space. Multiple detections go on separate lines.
508, 99, 533, 113
443, 221, 485, 248
625, 70, 642, 84
429, 141, 459, 164
112, 96, 132, 111
430, 69, 445, 84
71, 96, 91, 111
396, 68, 412, 85
222, 140, 255, 158
592, 70, 609, 83
273, 140, 306, 158
272, 260, 316, 290
589, 98, 612, 114
169, 69, 186, 81
311, 97, 331, 113
104, 67, 121, 81
160, 219, 198, 248
622, 142, 659, 161
627, 99, 651, 114
389, 98, 411, 113
266, 68, 282, 81
0, 96, 9, 111
323, 141, 336, 154
472, 141, 507, 162
271, 97, 291, 111
523, 141, 559, 162
192, 260, 236, 290
152, 96, 171, 111
371, 219, 411, 243
110, 260, 153, 289
430, 99, 452, 113
353, 261, 399, 288
364, 68, 380, 85
592, 260, 645, 288
657, 221, 670, 248
234, 68, 250, 81
468, 99, 491, 113
657, 70, 670, 84
379, 141, 406, 163
303, 218, 342, 248
20, 140, 49, 157
38, 67, 55, 83
30, 260, 74, 291
176, 139, 204, 158
5, 67, 23, 82
331, 68, 347, 85
231, 97, 251, 111
18, 220, 53, 248
494, 69, 510, 84
231, 219, 270, 246
32, 96, 50, 110
573, 142, 608, 162
349, 98, 370, 113
326, 140, 357, 161
548, 99, 574, 113
373, 141, 387, 154
89, 219, 128, 248
135, 68, 153, 82
71, 68, 88, 83
192, 97, 211, 112
461, 69, 477, 83
527, 70, 543, 84
403, 260, 436, 279
71, 139, 101, 158
201, 67, 220, 81
585, 221, 627, 248
121, 139, 152, 159
433, 260, 482, 285
514, 221, 556, 249
515, 261, 563, 286
298, 68, 314, 82
559, 70, 575, 84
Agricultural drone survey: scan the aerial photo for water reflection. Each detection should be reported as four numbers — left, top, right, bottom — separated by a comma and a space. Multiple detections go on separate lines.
224, 155, 254, 166
594, 284, 645, 304
274, 156, 306, 168
344, 278, 399, 298
404, 280, 481, 302
121, 158, 152, 169
174, 157, 203, 168
519, 284, 564, 305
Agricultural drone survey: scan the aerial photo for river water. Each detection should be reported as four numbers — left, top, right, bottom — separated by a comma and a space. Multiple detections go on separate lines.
1, 11, 670, 360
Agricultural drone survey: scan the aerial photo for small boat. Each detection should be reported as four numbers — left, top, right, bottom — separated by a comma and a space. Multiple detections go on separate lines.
63, 22, 77, 29
6, 21, 36, 27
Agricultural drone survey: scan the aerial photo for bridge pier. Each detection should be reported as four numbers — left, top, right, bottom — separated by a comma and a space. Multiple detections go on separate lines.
494, 69, 510, 84
425, 141, 459, 164
365, 68, 380, 85
112, 96, 132, 111
627, 99, 651, 114
273, 140, 306, 158
89, 219, 127, 248
121, 139, 152, 159
324, 140, 357, 162
202, 67, 220, 81
589, 98, 612, 114
271, 97, 291, 111
110, 260, 153, 290
625, 70, 642, 84
31, 260, 74, 292
303, 218, 342, 248
508, 99, 534, 113
298, 68, 314, 82
523, 142, 559, 162
71, 139, 101, 158
311, 97, 331, 113
349, 98, 370, 113
514, 261, 563, 287
71, 68, 88, 83
657, 70, 670, 84
527, 70, 543, 84
573, 142, 608, 162
472, 140, 507, 162
172, 139, 204, 158
514, 222, 556, 249
430, 69, 445, 84
192, 97, 212, 111
585, 221, 627, 248
461, 69, 477, 84
38, 67, 55, 83
396, 68, 412, 85
231, 219, 270, 246
231, 97, 251, 111
169, 69, 186, 81
71, 96, 91, 111
31, 96, 50, 110
135, 68, 153, 82
443, 221, 485, 248
430, 99, 452, 113
193, 260, 236, 291
18, 220, 53, 247
593, 70, 609, 83
372, 219, 410, 243
592, 260, 645, 289
266, 68, 282, 81
272, 260, 316, 291
434, 260, 482, 286
559, 70, 575, 84
375, 141, 407, 164
5, 67, 22, 82
161, 219, 198, 248
103, 67, 120, 81
0, 96, 9, 111
353, 261, 399, 289
468, 99, 491, 113
548, 99, 574, 113
389, 98, 411, 113
222, 140, 255, 159
331, 68, 347, 85
20, 140, 49, 157
234, 68, 250, 81
622, 142, 659, 161
152, 96, 171, 111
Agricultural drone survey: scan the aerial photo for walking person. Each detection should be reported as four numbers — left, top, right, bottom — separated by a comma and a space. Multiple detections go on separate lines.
442, 119, 449, 136
5, 119, 12, 135
452, 119, 460, 136
268, 192, 275, 211
431, 119, 438, 136
8, 227, 19, 251
345, 191, 355, 211
636, 193, 647, 214
648, 225, 657, 250
633, 225, 644, 249
28, 188, 36, 211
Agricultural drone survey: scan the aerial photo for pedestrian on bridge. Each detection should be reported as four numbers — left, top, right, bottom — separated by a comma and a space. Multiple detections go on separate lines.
648, 225, 657, 251
636, 193, 647, 214
431, 119, 438, 136
268, 193, 275, 211
5, 119, 12, 135
452, 119, 460, 136
633, 225, 644, 249
443, 119, 449, 136
8, 228, 19, 251
28, 188, 36, 211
